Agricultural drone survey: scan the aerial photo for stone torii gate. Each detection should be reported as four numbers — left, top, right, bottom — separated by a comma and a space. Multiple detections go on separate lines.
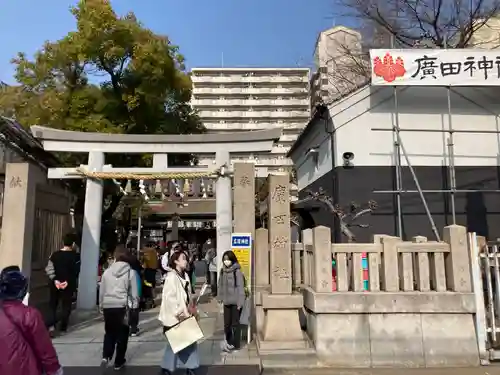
31, 126, 280, 309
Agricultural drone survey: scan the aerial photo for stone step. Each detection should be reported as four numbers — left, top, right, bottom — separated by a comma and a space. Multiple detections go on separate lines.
260, 352, 322, 369
256, 331, 315, 354
257, 339, 313, 352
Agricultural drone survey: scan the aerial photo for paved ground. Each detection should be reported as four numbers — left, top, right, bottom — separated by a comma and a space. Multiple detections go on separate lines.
54, 280, 260, 372
64, 365, 260, 374
54, 275, 500, 374
62, 366, 500, 375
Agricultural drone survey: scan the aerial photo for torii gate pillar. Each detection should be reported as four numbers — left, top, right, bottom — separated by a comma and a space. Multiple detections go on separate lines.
78, 152, 104, 309
215, 151, 232, 272
30, 126, 281, 310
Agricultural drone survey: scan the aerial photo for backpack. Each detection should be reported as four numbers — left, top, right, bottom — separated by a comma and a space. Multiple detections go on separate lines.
233, 269, 249, 297
233, 270, 239, 288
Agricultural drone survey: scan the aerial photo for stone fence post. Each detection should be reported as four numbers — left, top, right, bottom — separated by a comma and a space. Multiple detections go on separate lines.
443, 225, 472, 292
302, 229, 312, 287
381, 236, 400, 292
312, 226, 333, 292
291, 243, 303, 289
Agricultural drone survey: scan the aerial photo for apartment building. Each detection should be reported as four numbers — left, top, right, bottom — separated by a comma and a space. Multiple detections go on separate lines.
190, 67, 310, 175
469, 15, 500, 48
310, 26, 365, 106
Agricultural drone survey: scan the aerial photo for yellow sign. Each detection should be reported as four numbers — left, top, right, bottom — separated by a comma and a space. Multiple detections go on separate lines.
232, 248, 250, 283
231, 233, 252, 286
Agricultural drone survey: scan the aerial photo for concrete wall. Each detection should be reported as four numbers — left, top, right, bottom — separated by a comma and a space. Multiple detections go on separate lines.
294, 225, 479, 367
469, 15, 500, 49
304, 291, 478, 367
299, 165, 500, 242
290, 86, 500, 242
311, 26, 365, 104
0, 162, 72, 312
291, 85, 500, 190
332, 86, 500, 168
290, 116, 333, 192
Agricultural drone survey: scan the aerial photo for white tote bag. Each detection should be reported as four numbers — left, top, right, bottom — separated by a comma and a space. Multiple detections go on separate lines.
165, 316, 204, 354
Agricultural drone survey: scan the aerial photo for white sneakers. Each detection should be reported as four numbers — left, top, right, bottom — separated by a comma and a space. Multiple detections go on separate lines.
220, 340, 235, 353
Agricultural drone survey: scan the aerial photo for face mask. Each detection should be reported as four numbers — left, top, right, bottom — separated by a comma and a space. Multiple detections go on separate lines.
223, 260, 232, 267
22, 292, 29, 306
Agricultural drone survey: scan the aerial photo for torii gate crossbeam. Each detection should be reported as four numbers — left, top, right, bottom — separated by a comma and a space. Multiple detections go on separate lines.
31, 126, 281, 310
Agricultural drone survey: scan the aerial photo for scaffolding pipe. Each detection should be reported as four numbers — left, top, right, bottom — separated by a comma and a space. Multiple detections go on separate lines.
372, 128, 500, 134
374, 189, 500, 194
393, 127, 441, 241
393, 87, 403, 238
446, 87, 456, 224
371, 78, 500, 241
450, 87, 500, 119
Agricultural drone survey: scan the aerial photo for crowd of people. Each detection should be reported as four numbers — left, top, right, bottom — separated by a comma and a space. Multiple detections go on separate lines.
0, 235, 248, 375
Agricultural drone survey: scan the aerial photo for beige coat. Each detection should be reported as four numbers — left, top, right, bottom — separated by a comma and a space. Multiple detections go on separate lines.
158, 271, 191, 327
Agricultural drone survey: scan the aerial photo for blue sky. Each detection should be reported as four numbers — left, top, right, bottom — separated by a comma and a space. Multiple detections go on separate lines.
0, 0, 339, 84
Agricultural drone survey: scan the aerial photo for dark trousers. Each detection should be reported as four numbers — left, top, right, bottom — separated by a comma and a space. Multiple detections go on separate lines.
205, 262, 211, 286
48, 284, 74, 331
223, 304, 241, 349
103, 308, 130, 366
210, 271, 217, 296
128, 308, 140, 334
187, 268, 195, 293
143, 268, 156, 302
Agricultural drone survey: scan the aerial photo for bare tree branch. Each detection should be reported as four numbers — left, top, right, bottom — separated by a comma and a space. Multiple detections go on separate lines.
315, 0, 500, 105
294, 188, 377, 242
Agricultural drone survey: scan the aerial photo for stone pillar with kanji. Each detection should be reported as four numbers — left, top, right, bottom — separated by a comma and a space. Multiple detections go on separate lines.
258, 173, 309, 352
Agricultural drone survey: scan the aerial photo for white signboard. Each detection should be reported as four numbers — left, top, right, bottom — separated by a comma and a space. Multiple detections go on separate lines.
369, 49, 500, 86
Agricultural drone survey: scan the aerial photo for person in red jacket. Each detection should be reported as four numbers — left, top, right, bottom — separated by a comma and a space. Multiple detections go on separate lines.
0, 267, 63, 375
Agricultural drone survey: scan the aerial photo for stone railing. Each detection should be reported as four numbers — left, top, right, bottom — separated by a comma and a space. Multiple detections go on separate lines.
292, 225, 479, 368
292, 226, 471, 293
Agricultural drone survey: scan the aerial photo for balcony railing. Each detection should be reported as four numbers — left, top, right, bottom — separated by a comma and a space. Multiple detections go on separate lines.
279, 133, 299, 142
197, 110, 309, 118
191, 98, 310, 107
196, 156, 294, 167
193, 87, 308, 95
191, 75, 309, 84
202, 122, 305, 131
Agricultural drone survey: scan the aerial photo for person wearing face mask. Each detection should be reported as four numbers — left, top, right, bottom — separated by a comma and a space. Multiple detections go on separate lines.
217, 251, 246, 352
158, 251, 199, 375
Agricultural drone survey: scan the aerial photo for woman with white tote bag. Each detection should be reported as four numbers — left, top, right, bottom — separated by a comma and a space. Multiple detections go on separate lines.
158, 251, 201, 375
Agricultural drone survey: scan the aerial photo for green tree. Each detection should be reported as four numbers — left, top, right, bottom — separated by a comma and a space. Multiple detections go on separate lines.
0, 0, 204, 247
1, 0, 202, 137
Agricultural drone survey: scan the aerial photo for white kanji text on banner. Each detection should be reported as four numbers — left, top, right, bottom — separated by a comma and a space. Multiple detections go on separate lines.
369, 49, 500, 86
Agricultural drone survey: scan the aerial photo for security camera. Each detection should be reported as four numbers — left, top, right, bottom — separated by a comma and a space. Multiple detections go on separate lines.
307, 147, 319, 156
342, 152, 354, 168
307, 148, 319, 165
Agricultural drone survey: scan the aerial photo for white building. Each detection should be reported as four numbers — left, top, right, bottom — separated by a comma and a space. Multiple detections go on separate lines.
288, 85, 500, 243
309, 26, 366, 107
190, 67, 310, 175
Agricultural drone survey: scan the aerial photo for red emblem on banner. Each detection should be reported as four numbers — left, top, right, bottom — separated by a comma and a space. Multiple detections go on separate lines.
373, 53, 406, 82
